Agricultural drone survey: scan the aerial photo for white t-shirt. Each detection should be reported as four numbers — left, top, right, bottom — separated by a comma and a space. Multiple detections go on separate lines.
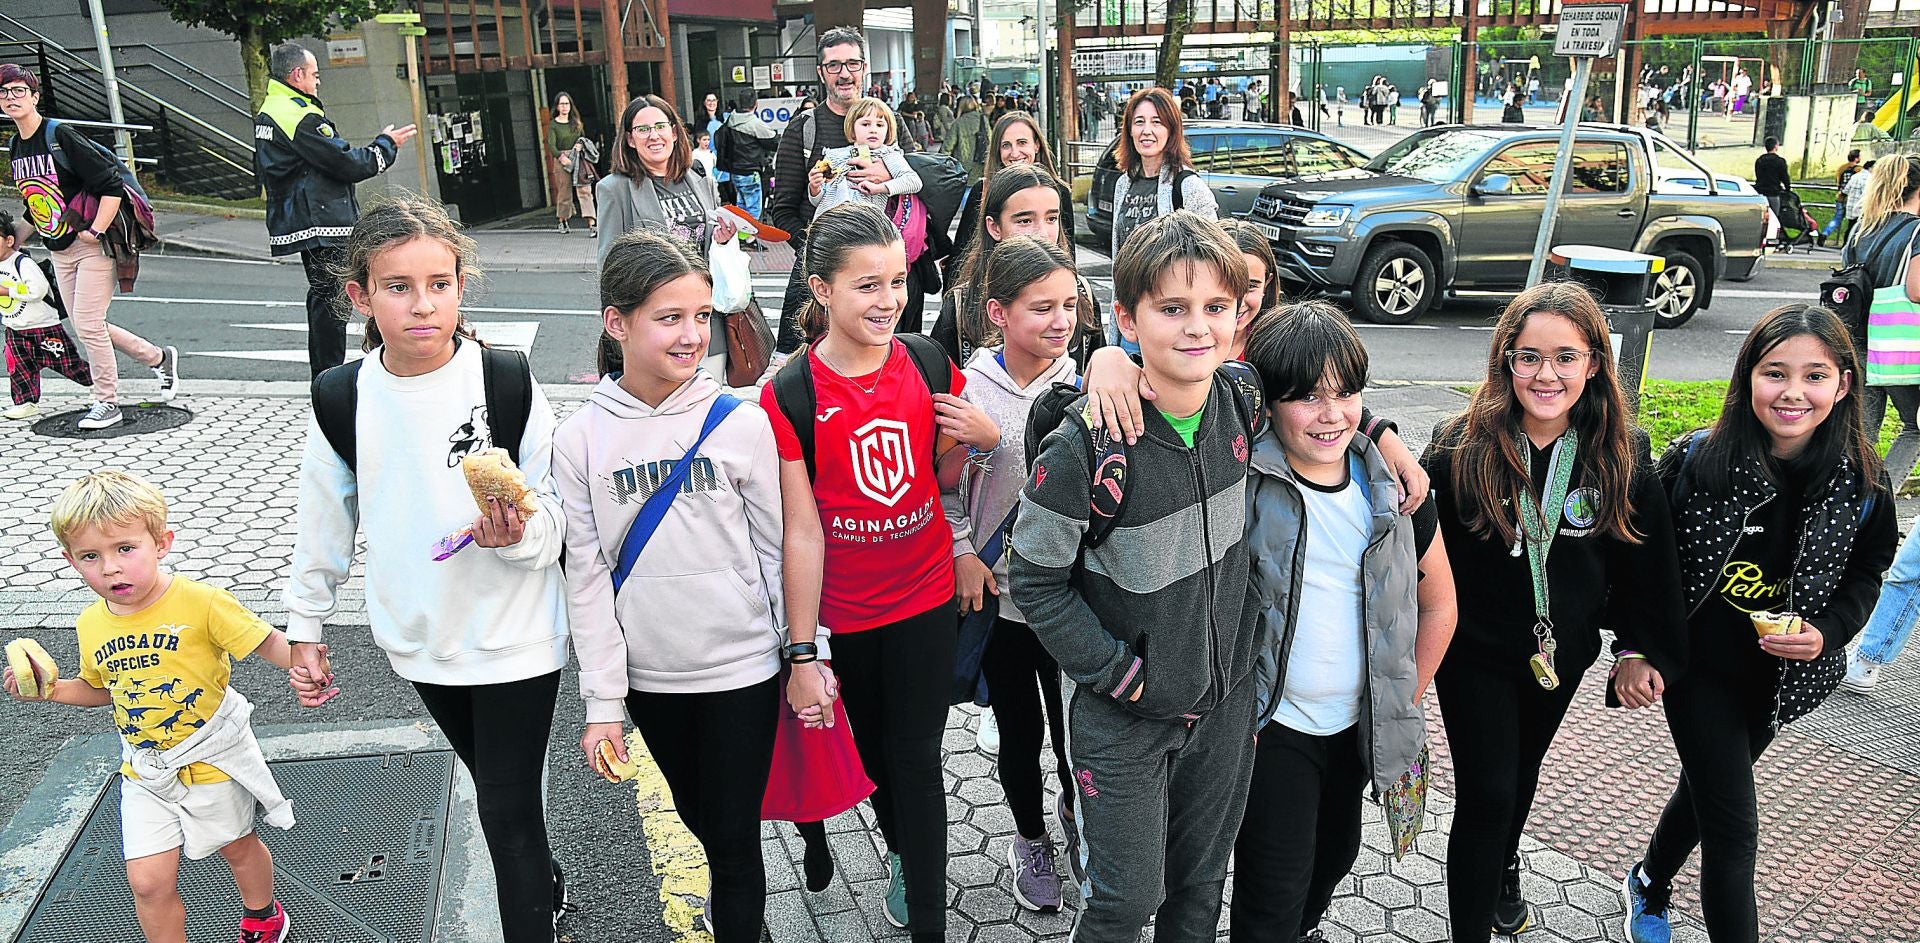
1271, 455, 1373, 736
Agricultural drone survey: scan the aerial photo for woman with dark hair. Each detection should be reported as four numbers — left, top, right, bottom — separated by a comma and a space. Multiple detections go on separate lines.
929, 92, 955, 150
0, 62, 177, 430
948, 111, 1076, 267
547, 92, 597, 236
595, 94, 737, 375
1111, 87, 1216, 259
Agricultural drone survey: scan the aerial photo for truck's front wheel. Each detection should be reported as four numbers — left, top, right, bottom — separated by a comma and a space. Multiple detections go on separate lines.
1352, 241, 1437, 325
1649, 250, 1704, 329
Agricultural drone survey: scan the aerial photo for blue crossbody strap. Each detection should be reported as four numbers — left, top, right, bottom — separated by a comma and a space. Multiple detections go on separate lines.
611, 394, 741, 593
974, 503, 1021, 569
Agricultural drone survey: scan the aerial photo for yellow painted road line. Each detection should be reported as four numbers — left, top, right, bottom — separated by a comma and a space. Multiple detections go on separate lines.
624, 729, 714, 942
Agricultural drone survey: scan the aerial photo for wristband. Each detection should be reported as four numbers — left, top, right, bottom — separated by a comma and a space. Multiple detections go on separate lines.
1615, 651, 1647, 662
783, 642, 819, 662
84, 228, 103, 241
788, 654, 818, 665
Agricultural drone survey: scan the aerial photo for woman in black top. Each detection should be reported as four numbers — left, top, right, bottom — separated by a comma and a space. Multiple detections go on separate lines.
0, 63, 178, 429
946, 111, 1075, 272
1622, 305, 1895, 943
1420, 281, 1685, 943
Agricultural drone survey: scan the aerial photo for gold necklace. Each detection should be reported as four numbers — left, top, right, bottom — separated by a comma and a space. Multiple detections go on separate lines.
815, 343, 890, 395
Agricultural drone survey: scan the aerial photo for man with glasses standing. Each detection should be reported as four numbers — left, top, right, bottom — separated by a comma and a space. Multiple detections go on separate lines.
254, 42, 416, 377
768, 26, 895, 353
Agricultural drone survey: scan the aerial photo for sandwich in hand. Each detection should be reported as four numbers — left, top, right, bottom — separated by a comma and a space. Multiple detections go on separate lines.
1750, 610, 1804, 637
461, 448, 539, 518
6, 638, 59, 699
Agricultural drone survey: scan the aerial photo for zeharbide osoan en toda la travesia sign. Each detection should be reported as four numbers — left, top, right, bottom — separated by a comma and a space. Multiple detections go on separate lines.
1553, 4, 1627, 59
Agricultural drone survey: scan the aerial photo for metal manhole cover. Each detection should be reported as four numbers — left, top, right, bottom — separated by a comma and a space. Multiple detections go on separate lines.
31, 403, 193, 439
12, 751, 455, 943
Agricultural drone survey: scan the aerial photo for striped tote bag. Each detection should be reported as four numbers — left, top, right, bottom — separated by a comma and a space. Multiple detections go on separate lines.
1868, 222, 1920, 386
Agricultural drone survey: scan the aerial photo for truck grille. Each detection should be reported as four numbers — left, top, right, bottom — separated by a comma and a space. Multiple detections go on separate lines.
1275, 199, 1315, 225
1252, 194, 1283, 218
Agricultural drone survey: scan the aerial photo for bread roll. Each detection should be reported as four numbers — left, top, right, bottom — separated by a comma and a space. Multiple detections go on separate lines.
1750, 610, 1803, 637
461, 448, 540, 518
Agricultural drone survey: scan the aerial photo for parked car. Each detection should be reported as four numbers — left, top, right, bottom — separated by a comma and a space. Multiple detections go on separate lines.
1084, 121, 1370, 246
1242, 123, 1769, 327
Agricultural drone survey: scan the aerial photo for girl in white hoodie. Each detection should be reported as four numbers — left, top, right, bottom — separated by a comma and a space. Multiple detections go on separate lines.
554, 231, 825, 943
943, 235, 1082, 913
282, 198, 571, 942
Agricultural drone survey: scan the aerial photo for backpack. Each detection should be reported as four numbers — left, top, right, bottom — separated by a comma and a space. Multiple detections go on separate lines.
1824, 216, 1918, 343
769, 332, 951, 481
889, 193, 929, 262
904, 152, 967, 241
311, 344, 534, 473
1170, 168, 1199, 212
1021, 361, 1264, 549
8, 252, 64, 320
44, 118, 157, 238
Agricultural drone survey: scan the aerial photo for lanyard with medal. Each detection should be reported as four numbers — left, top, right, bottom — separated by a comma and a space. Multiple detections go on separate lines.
1512, 431, 1577, 691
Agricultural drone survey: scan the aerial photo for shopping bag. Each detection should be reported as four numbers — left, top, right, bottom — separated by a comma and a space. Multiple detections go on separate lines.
1382, 744, 1430, 861
1866, 224, 1920, 386
710, 230, 752, 315
761, 671, 875, 822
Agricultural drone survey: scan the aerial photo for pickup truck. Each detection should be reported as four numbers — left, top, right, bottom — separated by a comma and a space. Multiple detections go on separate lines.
1243, 124, 1769, 327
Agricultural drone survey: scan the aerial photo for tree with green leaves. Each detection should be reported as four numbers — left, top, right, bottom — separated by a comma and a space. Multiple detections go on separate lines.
152, 0, 391, 109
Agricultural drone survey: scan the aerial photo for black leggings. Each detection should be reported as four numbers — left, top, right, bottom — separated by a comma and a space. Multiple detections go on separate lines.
413, 670, 561, 943
981, 616, 1072, 839
1230, 722, 1369, 942
1641, 668, 1776, 943
828, 604, 956, 935
628, 676, 779, 943
1435, 656, 1581, 943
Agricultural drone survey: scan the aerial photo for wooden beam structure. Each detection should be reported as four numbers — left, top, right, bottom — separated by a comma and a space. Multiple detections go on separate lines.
419, 0, 672, 75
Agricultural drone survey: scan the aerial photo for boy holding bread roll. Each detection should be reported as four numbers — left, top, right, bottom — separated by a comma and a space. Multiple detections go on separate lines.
5, 470, 313, 943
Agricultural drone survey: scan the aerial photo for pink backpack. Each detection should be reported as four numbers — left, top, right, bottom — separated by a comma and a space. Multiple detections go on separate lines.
888, 193, 928, 263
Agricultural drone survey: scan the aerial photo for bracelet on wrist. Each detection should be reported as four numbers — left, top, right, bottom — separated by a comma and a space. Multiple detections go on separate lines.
788, 654, 818, 665
783, 641, 819, 662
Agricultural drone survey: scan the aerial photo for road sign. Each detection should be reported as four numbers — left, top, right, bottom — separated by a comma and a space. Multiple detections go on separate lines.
1553, 4, 1627, 58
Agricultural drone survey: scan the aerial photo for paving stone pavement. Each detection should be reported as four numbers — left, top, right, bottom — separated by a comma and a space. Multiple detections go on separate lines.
6, 384, 1920, 943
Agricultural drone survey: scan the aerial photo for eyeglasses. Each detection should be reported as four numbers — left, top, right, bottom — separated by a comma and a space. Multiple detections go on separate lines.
819, 59, 866, 76
629, 121, 674, 137
0, 86, 34, 100
1505, 348, 1597, 379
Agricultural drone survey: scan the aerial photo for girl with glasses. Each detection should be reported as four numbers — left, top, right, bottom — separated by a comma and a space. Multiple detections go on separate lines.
1419, 281, 1686, 943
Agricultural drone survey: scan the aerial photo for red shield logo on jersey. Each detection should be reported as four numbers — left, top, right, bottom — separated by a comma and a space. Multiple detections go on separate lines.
849, 417, 916, 506
1035, 464, 1047, 487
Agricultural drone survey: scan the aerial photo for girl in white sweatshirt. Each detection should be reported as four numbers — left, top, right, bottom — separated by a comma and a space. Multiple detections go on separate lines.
942, 235, 1083, 913
554, 231, 826, 943
282, 199, 571, 943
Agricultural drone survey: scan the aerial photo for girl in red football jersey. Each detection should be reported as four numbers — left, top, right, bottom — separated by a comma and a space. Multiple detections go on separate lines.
759, 202, 998, 941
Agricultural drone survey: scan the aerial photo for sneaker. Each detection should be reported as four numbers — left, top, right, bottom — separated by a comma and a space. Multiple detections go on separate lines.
883, 851, 909, 929
1622, 863, 1672, 943
1842, 651, 1883, 694
552, 858, 576, 931
1493, 855, 1530, 935
1056, 790, 1086, 888
976, 709, 1000, 754
152, 346, 180, 402
1299, 930, 1328, 943
2, 402, 38, 420
75, 402, 122, 430
237, 900, 289, 943
1008, 834, 1063, 912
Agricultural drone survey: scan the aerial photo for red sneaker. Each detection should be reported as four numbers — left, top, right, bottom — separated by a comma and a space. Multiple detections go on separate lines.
237, 900, 289, 943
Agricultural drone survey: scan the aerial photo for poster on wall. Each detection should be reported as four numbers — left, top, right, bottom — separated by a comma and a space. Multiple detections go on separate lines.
755, 97, 804, 131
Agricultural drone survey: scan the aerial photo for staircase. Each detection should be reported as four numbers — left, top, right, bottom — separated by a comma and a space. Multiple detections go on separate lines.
0, 16, 256, 201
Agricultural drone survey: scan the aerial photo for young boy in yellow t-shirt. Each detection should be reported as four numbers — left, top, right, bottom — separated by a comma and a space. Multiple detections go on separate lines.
3, 470, 317, 943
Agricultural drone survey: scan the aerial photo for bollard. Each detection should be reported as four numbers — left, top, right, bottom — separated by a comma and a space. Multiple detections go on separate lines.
1546, 244, 1662, 410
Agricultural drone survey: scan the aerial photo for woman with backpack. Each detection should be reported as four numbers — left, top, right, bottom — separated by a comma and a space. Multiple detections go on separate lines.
0, 63, 180, 430
1110, 87, 1216, 263
948, 112, 1077, 273
1838, 153, 1920, 491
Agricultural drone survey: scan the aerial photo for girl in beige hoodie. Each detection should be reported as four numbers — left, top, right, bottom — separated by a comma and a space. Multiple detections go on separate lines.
553, 231, 831, 943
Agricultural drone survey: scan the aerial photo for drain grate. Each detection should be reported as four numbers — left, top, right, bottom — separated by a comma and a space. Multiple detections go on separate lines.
31, 403, 193, 439
12, 750, 456, 943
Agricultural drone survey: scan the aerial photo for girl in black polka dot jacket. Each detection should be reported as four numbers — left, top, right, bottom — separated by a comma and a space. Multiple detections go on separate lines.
1621, 304, 1897, 943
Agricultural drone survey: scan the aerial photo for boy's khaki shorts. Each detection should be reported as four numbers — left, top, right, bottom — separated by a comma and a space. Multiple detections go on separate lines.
120, 776, 257, 861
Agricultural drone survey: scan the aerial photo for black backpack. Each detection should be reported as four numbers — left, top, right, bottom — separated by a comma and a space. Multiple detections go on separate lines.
769, 333, 952, 480
1021, 360, 1264, 549
7, 252, 64, 320
312, 344, 533, 473
1824, 217, 1919, 343
1170, 168, 1199, 212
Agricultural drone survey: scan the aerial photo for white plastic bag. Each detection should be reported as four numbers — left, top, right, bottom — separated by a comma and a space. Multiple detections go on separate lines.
710, 232, 751, 314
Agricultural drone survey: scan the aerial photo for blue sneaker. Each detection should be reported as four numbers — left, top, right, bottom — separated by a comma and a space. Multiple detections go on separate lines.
1623, 863, 1672, 943
883, 851, 909, 928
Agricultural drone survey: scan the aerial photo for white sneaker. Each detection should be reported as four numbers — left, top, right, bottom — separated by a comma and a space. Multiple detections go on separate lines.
151, 346, 180, 402
75, 402, 123, 430
976, 708, 1000, 754
2, 402, 39, 420
1841, 652, 1883, 694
